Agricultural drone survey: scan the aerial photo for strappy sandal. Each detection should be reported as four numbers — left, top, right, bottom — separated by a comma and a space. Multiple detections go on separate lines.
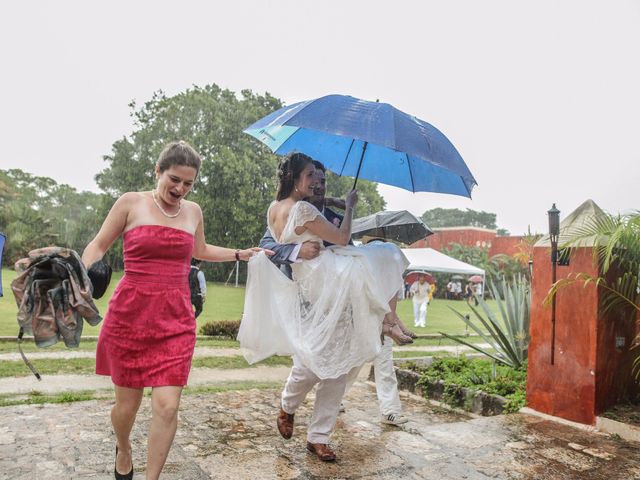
382, 318, 413, 346
396, 317, 418, 339
387, 313, 418, 339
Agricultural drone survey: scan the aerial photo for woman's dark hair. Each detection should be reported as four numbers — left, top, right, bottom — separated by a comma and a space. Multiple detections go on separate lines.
157, 141, 202, 173
276, 152, 313, 201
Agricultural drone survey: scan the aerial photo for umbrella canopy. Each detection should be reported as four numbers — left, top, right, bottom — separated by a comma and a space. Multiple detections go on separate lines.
404, 270, 434, 285
468, 275, 484, 283
450, 274, 465, 280
352, 210, 432, 245
244, 94, 477, 197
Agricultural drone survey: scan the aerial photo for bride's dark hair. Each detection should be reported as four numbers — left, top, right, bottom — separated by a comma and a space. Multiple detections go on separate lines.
276, 152, 313, 200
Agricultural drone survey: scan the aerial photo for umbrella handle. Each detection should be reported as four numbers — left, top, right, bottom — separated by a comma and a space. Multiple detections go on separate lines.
352, 141, 369, 190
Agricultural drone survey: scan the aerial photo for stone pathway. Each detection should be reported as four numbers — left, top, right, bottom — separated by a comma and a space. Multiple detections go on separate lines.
1, 383, 639, 479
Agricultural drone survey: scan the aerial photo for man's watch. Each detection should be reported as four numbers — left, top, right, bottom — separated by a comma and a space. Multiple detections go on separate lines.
235, 250, 241, 261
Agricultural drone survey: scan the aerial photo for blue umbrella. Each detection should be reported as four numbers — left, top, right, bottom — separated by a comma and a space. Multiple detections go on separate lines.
244, 94, 477, 197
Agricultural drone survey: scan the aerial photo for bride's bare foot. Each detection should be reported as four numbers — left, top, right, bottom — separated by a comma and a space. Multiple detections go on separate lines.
382, 317, 413, 345
386, 313, 417, 339
394, 315, 418, 339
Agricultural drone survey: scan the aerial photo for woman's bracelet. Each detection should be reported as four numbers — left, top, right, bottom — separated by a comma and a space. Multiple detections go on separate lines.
235, 249, 241, 261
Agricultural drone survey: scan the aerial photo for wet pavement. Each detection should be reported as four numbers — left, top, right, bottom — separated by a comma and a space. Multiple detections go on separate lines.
1, 382, 639, 479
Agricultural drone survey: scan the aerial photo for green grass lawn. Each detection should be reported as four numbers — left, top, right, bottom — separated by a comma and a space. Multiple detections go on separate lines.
1, 268, 491, 338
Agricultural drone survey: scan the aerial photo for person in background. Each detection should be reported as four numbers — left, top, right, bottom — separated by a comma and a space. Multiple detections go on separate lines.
446, 280, 454, 300
428, 280, 436, 305
465, 281, 478, 306
410, 274, 430, 328
475, 281, 483, 302
454, 280, 463, 300
189, 259, 207, 318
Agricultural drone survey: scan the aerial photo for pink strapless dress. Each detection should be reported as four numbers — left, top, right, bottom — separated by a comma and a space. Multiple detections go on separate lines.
96, 225, 196, 388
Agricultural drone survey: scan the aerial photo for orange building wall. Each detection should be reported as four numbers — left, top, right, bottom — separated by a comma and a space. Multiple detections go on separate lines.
411, 228, 525, 258
526, 247, 638, 425
490, 236, 524, 257
413, 229, 496, 250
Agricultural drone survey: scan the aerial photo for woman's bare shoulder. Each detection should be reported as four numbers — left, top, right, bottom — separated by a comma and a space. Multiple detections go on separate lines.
181, 199, 203, 226
182, 198, 202, 211
111, 191, 146, 210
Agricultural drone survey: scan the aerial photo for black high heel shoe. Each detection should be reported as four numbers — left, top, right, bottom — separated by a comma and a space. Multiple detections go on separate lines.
115, 445, 134, 480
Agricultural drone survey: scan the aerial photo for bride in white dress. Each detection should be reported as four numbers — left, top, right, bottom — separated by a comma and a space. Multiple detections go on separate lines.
239, 152, 410, 379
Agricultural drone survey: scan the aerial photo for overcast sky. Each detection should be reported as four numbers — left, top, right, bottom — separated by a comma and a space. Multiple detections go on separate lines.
1, 0, 638, 236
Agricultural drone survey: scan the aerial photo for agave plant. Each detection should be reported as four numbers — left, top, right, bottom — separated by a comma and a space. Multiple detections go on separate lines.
441, 277, 530, 369
546, 211, 640, 375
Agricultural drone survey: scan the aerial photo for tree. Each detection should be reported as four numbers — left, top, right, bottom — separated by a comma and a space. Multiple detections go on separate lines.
0, 169, 105, 265
95, 86, 284, 281
421, 208, 498, 229
325, 172, 385, 218
443, 243, 528, 284
95, 84, 387, 280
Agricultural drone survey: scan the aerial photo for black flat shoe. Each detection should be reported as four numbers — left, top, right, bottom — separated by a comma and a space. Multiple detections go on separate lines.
115, 445, 134, 480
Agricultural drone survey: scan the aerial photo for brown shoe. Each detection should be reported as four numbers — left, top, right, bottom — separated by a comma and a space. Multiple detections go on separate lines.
306, 441, 337, 462
277, 409, 294, 439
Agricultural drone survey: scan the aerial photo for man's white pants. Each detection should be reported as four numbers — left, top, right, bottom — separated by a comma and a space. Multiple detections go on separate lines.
373, 337, 402, 416
281, 356, 348, 444
413, 300, 427, 327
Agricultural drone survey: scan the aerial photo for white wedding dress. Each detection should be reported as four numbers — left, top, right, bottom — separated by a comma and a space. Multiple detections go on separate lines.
238, 201, 409, 379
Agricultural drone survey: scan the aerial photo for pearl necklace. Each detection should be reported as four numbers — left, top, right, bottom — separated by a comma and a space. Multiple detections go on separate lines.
152, 190, 182, 218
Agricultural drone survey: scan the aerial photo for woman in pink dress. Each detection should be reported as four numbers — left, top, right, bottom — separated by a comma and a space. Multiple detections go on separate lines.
82, 141, 267, 480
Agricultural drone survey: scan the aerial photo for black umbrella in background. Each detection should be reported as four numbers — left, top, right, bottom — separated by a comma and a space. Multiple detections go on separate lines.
351, 210, 432, 245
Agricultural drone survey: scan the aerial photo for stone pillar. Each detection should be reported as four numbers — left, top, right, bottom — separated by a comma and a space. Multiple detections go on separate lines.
526, 247, 638, 425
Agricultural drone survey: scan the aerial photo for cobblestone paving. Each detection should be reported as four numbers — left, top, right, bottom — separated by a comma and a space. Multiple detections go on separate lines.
1, 383, 640, 479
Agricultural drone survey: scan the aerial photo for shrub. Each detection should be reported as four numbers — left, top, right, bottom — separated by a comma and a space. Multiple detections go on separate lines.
416, 356, 527, 413
199, 320, 241, 339
442, 277, 530, 369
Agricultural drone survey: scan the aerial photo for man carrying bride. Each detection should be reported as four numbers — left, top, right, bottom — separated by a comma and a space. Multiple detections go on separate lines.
238, 152, 410, 461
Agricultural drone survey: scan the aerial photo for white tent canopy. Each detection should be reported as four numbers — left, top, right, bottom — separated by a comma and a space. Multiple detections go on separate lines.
401, 248, 485, 276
